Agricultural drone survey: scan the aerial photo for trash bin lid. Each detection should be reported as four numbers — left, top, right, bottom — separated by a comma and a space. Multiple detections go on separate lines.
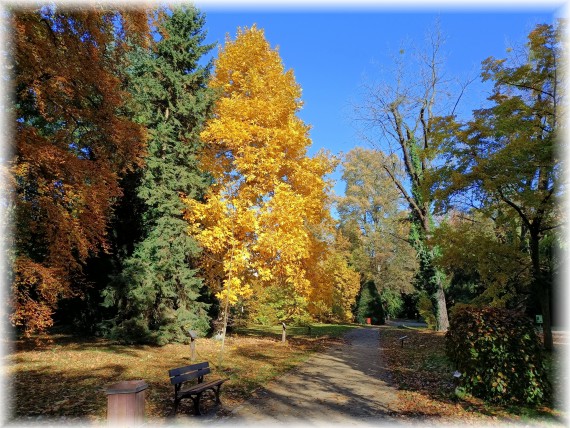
105, 380, 148, 395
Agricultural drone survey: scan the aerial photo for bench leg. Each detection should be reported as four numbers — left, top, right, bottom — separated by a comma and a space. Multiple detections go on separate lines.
191, 392, 202, 415
214, 385, 223, 405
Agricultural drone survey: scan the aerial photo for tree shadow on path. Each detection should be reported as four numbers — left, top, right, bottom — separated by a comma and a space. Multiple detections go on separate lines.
214, 327, 404, 425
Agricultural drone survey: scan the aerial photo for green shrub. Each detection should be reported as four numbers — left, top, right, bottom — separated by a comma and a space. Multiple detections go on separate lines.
290, 313, 314, 327
107, 317, 156, 345
446, 307, 551, 405
252, 313, 278, 326
379, 287, 404, 319
448, 302, 476, 320
417, 292, 436, 329
248, 284, 313, 326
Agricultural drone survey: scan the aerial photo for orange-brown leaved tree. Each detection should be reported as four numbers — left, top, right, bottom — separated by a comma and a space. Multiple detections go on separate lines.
11, 7, 149, 334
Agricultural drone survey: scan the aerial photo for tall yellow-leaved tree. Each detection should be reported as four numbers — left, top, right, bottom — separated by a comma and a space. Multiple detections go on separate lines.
183, 26, 346, 334
307, 231, 361, 323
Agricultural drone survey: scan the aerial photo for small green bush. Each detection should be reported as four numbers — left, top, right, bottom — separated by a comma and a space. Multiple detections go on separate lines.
100, 310, 211, 345
446, 307, 551, 405
108, 317, 156, 345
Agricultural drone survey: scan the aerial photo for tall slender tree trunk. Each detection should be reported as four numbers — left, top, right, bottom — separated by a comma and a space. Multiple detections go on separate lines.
423, 212, 449, 332
434, 282, 449, 331
530, 232, 553, 351
218, 295, 230, 367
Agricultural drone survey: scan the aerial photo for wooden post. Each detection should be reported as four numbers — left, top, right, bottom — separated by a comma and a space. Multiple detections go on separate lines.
105, 380, 148, 427
281, 322, 286, 343
188, 330, 197, 362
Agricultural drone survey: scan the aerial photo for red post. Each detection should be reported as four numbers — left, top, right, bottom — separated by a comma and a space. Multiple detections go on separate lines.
105, 380, 148, 427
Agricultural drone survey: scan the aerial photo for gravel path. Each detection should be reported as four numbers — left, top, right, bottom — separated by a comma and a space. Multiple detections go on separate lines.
215, 327, 401, 426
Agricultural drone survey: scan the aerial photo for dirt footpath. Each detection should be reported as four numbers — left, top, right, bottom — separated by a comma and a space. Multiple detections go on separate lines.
216, 327, 401, 426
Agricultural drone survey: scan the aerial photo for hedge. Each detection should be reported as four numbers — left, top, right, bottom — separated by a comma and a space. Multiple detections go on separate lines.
446, 306, 551, 405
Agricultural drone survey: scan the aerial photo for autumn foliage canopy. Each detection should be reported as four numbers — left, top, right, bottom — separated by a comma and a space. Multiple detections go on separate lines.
9, 3, 559, 366
11, 8, 149, 334
184, 26, 359, 322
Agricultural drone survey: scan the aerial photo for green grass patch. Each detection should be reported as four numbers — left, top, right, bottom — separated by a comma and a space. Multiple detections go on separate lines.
400, 324, 425, 331
233, 323, 357, 340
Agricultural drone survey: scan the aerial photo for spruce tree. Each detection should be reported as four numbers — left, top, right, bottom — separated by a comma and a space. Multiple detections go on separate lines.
355, 281, 385, 325
102, 6, 216, 344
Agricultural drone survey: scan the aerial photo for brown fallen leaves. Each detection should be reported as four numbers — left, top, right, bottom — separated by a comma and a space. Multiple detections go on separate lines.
6, 329, 343, 422
379, 324, 563, 424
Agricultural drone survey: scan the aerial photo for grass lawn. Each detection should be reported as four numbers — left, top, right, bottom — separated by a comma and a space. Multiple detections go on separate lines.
379, 324, 565, 424
4, 323, 356, 423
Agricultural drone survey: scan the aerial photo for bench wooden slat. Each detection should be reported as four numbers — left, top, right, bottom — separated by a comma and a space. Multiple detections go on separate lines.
170, 367, 211, 385
179, 378, 229, 397
168, 361, 209, 378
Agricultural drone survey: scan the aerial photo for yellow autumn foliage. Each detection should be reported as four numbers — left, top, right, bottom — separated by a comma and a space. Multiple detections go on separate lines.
183, 26, 358, 319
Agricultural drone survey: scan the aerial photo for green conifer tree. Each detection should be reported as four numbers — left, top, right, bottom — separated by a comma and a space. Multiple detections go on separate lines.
102, 6, 217, 344
355, 281, 385, 325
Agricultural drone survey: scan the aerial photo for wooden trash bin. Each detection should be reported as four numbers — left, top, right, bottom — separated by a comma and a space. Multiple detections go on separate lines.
105, 380, 148, 427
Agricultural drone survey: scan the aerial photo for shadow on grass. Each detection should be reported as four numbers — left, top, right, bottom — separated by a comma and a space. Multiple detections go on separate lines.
9, 361, 185, 420
9, 363, 127, 419
232, 347, 279, 363
14, 333, 158, 358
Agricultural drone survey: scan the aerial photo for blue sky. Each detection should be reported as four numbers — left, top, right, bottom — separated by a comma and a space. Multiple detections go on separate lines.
194, 4, 562, 197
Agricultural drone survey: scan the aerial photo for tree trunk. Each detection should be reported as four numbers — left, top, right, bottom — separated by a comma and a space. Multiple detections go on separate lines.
217, 295, 230, 367
423, 218, 450, 332
530, 232, 553, 352
538, 286, 553, 352
434, 282, 449, 332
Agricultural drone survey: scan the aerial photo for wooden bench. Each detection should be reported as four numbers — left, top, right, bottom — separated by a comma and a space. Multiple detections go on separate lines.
168, 362, 229, 415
